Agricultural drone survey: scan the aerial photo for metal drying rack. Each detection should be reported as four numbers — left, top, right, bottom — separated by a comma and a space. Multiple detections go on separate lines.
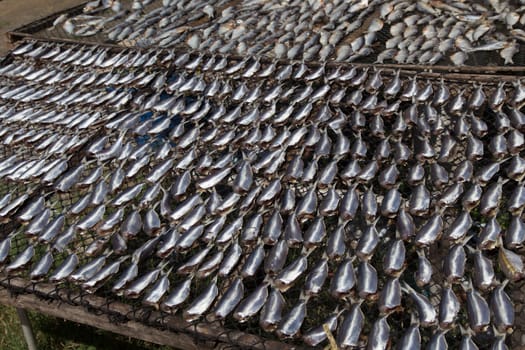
1, 1, 525, 350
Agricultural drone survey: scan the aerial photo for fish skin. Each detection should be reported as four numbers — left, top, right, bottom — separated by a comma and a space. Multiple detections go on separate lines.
276, 300, 306, 339
143, 274, 170, 309
402, 282, 437, 327
218, 242, 242, 277
367, 316, 390, 350
357, 260, 378, 300
0, 194, 29, 219
264, 239, 288, 275
138, 183, 161, 210
498, 246, 525, 281
466, 135, 485, 161
398, 323, 421, 350
196, 250, 224, 278
361, 187, 378, 224
295, 187, 317, 220
303, 313, 337, 347
445, 211, 472, 242
124, 269, 160, 299
330, 258, 356, 298
233, 161, 253, 194
381, 188, 401, 218
162, 277, 192, 312
479, 180, 504, 217
470, 248, 496, 293
38, 214, 65, 243
6, 245, 34, 274
49, 253, 79, 282
183, 281, 218, 322
241, 244, 265, 278
478, 217, 501, 250
216, 217, 242, 245
504, 216, 525, 251
112, 183, 144, 206
439, 285, 461, 329
52, 226, 76, 252
109, 167, 125, 193
508, 186, 525, 217
90, 180, 108, 206
17, 196, 45, 222
415, 215, 443, 246
143, 208, 161, 236
466, 283, 491, 332
304, 258, 328, 296
280, 188, 296, 216
336, 303, 365, 347
233, 283, 268, 322
259, 288, 285, 332
356, 225, 379, 261
379, 164, 399, 189
304, 217, 326, 248
82, 260, 121, 293
0, 237, 11, 265
170, 194, 202, 222
25, 208, 51, 237
453, 160, 473, 183
69, 255, 106, 283
213, 278, 244, 319
379, 276, 402, 315
407, 163, 425, 186
507, 156, 525, 181
274, 255, 307, 292
427, 331, 448, 350
490, 281, 515, 333
132, 236, 161, 265
146, 159, 173, 184
339, 186, 359, 221
240, 213, 263, 246
78, 166, 103, 187
462, 183, 483, 211
120, 210, 142, 240
415, 250, 433, 287
383, 240, 406, 276
76, 205, 105, 231
326, 224, 346, 260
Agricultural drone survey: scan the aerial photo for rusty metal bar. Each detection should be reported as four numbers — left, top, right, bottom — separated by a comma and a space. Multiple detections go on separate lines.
16, 308, 38, 350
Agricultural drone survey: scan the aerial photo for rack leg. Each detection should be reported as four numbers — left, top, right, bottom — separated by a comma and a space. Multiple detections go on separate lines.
16, 308, 37, 350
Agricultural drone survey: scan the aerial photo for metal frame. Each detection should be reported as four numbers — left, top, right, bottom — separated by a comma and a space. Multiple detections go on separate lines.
16, 308, 38, 350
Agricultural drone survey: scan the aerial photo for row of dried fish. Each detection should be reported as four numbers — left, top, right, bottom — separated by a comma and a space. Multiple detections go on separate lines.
2, 75, 525, 142
8, 43, 525, 118
3, 104, 525, 189
1, 238, 517, 348
10, 41, 163, 69
47, 0, 525, 66
0, 115, 521, 344
1, 107, 523, 172
5, 162, 522, 263
1, 76, 525, 206
0, 183, 521, 349
2, 138, 525, 250
0, 43, 523, 349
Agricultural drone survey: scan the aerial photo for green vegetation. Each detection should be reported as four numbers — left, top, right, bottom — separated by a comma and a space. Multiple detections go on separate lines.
0, 305, 172, 350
